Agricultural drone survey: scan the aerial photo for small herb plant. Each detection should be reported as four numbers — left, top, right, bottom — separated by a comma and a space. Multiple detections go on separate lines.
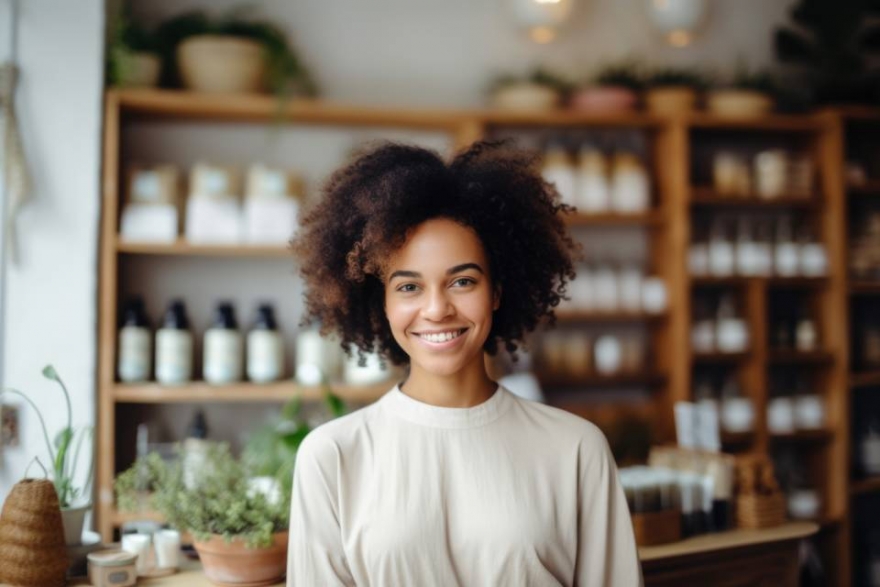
116, 442, 288, 548
0, 365, 93, 509
154, 9, 317, 96
725, 61, 779, 95
106, 7, 160, 86
490, 66, 573, 94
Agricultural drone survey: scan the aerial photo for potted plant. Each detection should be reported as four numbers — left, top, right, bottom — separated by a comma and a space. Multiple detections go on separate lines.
154, 10, 317, 96
489, 67, 571, 111
116, 442, 290, 586
107, 7, 162, 88
0, 365, 94, 546
644, 67, 709, 114
707, 64, 777, 118
570, 61, 643, 113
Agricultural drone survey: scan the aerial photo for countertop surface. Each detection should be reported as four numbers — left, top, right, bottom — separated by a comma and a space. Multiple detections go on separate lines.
66, 522, 818, 586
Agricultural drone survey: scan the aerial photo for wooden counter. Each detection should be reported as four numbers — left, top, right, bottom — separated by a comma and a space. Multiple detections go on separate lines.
640, 522, 819, 587
69, 522, 816, 587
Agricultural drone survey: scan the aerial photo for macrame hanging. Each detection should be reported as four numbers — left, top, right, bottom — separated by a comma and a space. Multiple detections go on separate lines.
1, 61, 31, 265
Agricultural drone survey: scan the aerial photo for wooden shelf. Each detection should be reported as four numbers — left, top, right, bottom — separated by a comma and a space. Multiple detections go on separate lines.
850, 371, 880, 388
539, 373, 666, 388
479, 110, 663, 128
117, 239, 292, 258
692, 351, 750, 364
767, 350, 834, 365
851, 477, 880, 496
850, 281, 880, 295
554, 310, 667, 324
690, 276, 827, 288
114, 381, 393, 404
691, 188, 818, 208
684, 113, 823, 132
721, 430, 756, 445
769, 428, 834, 442
564, 212, 663, 227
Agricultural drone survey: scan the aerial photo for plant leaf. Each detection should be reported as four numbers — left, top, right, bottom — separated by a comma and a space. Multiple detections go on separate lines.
280, 427, 310, 451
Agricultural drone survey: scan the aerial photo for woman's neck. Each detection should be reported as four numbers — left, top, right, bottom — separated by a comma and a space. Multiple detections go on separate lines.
400, 362, 497, 408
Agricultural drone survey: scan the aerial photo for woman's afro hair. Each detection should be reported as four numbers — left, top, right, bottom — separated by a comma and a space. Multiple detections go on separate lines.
292, 139, 578, 365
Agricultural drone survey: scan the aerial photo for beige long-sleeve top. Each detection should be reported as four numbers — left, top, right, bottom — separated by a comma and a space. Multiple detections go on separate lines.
287, 385, 643, 586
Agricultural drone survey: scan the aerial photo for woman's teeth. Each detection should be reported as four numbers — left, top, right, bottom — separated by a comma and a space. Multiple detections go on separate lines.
419, 330, 463, 343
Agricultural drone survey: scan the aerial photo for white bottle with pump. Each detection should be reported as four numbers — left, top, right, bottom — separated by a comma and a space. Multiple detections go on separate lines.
247, 304, 284, 383
155, 299, 193, 384
118, 297, 152, 382
203, 302, 242, 384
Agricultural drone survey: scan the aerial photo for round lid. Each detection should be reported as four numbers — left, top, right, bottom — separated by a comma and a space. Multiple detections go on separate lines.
87, 549, 137, 567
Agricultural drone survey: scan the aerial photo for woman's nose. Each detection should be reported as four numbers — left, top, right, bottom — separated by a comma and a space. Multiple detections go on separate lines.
422, 288, 453, 320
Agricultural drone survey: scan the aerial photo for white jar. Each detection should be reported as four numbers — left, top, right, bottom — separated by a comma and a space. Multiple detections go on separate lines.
641, 277, 668, 314
594, 335, 623, 375
799, 243, 828, 276
570, 267, 596, 311
767, 397, 796, 433
203, 303, 242, 384
296, 329, 341, 386
716, 319, 749, 353
576, 148, 610, 213
593, 266, 619, 312
618, 267, 643, 312
788, 489, 820, 520
721, 397, 755, 433
709, 224, 735, 277
543, 146, 577, 208
691, 320, 716, 353
609, 153, 650, 214
754, 150, 788, 199
793, 395, 825, 429
688, 243, 709, 276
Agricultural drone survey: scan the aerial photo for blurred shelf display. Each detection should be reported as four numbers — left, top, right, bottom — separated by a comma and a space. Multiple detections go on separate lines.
98, 89, 863, 585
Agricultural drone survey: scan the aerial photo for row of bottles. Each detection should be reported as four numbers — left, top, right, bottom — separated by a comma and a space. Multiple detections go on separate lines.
560, 264, 668, 314
691, 294, 749, 354
538, 331, 649, 378
689, 215, 828, 278
117, 298, 284, 384
542, 144, 651, 214
711, 149, 814, 199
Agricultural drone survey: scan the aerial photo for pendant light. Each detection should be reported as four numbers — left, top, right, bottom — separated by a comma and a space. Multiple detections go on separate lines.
510, 0, 575, 44
645, 0, 709, 48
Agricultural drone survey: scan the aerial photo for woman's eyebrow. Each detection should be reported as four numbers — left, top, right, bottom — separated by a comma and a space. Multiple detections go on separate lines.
447, 263, 484, 275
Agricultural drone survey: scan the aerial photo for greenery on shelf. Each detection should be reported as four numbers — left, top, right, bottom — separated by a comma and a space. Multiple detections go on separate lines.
775, 0, 880, 104
116, 442, 288, 548
724, 62, 779, 95
106, 6, 160, 86
489, 66, 573, 94
154, 8, 318, 96
645, 66, 711, 90
243, 384, 347, 499
590, 61, 645, 91
0, 365, 93, 509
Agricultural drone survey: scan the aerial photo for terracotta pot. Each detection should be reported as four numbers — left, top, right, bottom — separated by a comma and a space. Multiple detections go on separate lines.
645, 86, 698, 114
569, 86, 638, 113
491, 82, 560, 111
194, 531, 288, 587
117, 52, 161, 88
177, 35, 265, 94
706, 89, 774, 118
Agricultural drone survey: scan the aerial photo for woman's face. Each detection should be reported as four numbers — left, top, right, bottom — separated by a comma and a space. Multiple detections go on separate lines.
384, 218, 499, 379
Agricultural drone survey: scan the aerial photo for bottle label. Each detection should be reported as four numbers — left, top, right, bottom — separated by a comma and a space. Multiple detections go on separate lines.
204, 331, 242, 383
119, 327, 151, 382
156, 330, 193, 384
248, 331, 284, 382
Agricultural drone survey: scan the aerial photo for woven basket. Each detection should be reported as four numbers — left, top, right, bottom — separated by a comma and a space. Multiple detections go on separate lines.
0, 478, 68, 586
736, 493, 787, 529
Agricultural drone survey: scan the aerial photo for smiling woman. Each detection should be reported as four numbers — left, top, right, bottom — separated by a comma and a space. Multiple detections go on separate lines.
288, 140, 643, 586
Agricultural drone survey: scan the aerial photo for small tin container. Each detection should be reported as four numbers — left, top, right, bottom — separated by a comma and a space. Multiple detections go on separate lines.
87, 549, 138, 587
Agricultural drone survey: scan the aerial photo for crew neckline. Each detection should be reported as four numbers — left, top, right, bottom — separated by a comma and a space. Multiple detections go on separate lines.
383, 384, 512, 429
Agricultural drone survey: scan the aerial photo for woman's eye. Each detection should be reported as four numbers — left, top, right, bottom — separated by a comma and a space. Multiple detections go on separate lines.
397, 283, 418, 293
453, 277, 475, 287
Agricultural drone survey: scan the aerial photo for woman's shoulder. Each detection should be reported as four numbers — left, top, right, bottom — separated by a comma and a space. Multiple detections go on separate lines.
297, 389, 392, 459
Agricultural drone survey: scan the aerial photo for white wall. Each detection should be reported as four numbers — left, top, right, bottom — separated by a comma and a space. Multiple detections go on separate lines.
0, 0, 798, 503
0, 0, 104, 502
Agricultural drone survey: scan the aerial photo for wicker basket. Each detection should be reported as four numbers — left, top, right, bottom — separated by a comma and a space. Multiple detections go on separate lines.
0, 478, 68, 586
735, 493, 787, 529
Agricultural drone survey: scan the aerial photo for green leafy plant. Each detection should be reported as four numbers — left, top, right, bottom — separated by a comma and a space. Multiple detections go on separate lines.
243, 384, 347, 499
775, 0, 880, 103
645, 67, 711, 90
489, 66, 573, 94
0, 365, 94, 509
591, 61, 645, 91
106, 6, 160, 86
115, 443, 287, 548
727, 63, 779, 95
154, 9, 317, 96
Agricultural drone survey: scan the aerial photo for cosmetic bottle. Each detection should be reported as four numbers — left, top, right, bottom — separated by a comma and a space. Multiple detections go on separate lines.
247, 304, 284, 383
118, 297, 152, 383
155, 299, 193, 385
203, 302, 242, 384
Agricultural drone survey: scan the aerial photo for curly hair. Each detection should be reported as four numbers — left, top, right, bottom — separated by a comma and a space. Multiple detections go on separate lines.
292, 139, 578, 365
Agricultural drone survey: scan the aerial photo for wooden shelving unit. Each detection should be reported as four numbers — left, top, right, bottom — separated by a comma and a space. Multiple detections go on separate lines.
96, 89, 858, 585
